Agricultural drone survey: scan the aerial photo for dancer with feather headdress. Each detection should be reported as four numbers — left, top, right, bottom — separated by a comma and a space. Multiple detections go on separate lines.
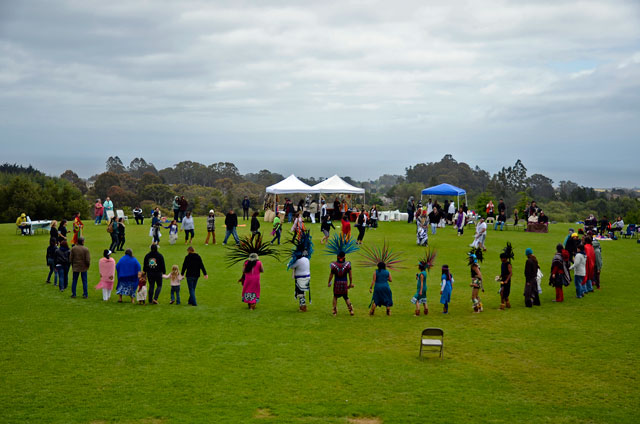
288, 230, 314, 312
226, 233, 279, 310
468, 247, 484, 313
496, 242, 514, 309
361, 241, 404, 316
325, 234, 359, 316
412, 248, 437, 316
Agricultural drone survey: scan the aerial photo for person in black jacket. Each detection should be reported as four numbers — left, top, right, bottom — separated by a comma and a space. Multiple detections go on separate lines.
46, 237, 58, 286
143, 244, 166, 305
223, 209, 240, 245
181, 246, 208, 306
250, 211, 260, 241
242, 196, 250, 221
55, 241, 70, 292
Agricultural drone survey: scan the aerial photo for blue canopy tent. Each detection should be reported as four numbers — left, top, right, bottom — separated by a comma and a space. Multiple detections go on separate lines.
421, 183, 467, 209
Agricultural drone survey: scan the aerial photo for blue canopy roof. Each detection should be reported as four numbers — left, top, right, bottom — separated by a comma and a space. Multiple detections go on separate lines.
421, 183, 466, 196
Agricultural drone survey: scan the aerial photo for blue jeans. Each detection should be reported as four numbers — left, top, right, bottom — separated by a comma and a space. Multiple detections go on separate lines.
494, 221, 504, 231
186, 277, 199, 306
95, 215, 102, 224
57, 266, 69, 291
585, 279, 593, 292
271, 229, 281, 244
72, 271, 88, 297
171, 286, 181, 304
223, 228, 239, 244
47, 261, 58, 285
287, 212, 293, 223
574, 275, 585, 297
431, 223, 437, 235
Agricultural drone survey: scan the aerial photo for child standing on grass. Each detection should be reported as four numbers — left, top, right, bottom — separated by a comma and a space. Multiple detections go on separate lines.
440, 265, 453, 313
570, 244, 586, 298
320, 214, 335, 244
341, 214, 351, 240
168, 220, 179, 245
163, 265, 184, 305
270, 216, 282, 245
137, 271, 148, 305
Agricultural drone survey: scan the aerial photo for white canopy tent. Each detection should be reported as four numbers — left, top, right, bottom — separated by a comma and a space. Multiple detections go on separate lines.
311, 174, 366, 205
265, 174, 317, 194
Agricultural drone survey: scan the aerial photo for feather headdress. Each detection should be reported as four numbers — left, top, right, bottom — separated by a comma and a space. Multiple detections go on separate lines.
467, 247, 483, 266
359, 240, 404, 270
287, 230, 314, 269
324, 233, 359, 256
225, 233, 280, 267
418, 247, 437, 270
500, 242, 515, 262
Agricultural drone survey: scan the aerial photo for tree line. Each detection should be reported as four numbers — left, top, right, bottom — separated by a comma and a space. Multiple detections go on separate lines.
1, 155, 638, 224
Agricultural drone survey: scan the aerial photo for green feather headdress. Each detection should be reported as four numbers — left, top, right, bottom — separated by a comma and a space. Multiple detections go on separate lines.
418, 247, 437, 270
324, 233, 359, 256
359, 240, 404, 270
225, 233, 280, 267
287, 230, 314, 269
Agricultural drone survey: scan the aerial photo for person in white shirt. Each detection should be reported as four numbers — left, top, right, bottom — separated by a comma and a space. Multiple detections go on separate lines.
471, 217, 487, 251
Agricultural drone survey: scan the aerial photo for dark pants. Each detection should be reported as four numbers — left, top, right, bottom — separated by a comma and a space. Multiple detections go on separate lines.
357, 225, 366, 242
179, 210, 186, 222
524, 282, 540, 307
173, 209, 180, 222
171, 286, 181, 304
117, 234, 125, 250
109, 233, 119, 252
135, 215, 144, 225
47, 260, 58, 285
407, 210, 414, 223
57, 265, 69, 291
185, 229, 194, 241
72, 271, 88, 297
148, 273, 163, 302
271, 229, 281, 244
187, 277, 199, 306
243, 208, 249, 220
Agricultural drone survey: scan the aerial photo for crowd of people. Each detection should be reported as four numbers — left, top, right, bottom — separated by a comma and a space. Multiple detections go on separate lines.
38, 195, 611, 316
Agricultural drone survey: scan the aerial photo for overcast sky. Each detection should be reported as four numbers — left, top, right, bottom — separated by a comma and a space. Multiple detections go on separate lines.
1, 0, 639, 187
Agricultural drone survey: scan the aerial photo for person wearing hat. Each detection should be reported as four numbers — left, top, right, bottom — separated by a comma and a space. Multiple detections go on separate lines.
524, 248, 541, 307
181, 246, 208, 306
16, 213, 31, 235
238, 253, 263, 310
205, 209, 216, 245
565, 232, 580, 262
95, 249, 116, 301
468, 249, 484, 313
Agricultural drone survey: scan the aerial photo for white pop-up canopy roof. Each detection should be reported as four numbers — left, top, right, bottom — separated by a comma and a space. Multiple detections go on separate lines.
311, 175, 365, 194
265, 174, 317, 194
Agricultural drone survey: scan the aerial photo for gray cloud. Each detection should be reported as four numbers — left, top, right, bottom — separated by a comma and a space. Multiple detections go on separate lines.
1, 0, 639, 187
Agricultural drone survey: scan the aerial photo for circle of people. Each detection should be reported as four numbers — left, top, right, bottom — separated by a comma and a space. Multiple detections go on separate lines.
41, 195, 605, 314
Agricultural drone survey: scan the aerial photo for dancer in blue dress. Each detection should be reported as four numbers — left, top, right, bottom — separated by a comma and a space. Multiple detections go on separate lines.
440, 265, 453, 314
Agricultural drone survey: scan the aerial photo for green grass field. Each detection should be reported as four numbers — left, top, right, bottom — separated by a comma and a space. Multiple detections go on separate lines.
1, 217, 638, 423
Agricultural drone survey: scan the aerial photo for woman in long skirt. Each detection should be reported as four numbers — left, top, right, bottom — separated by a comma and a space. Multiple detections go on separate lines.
116, 249, 141, 304
95, 249, 116, 301
369, 262, 393, 316
239, 253, 263, 310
